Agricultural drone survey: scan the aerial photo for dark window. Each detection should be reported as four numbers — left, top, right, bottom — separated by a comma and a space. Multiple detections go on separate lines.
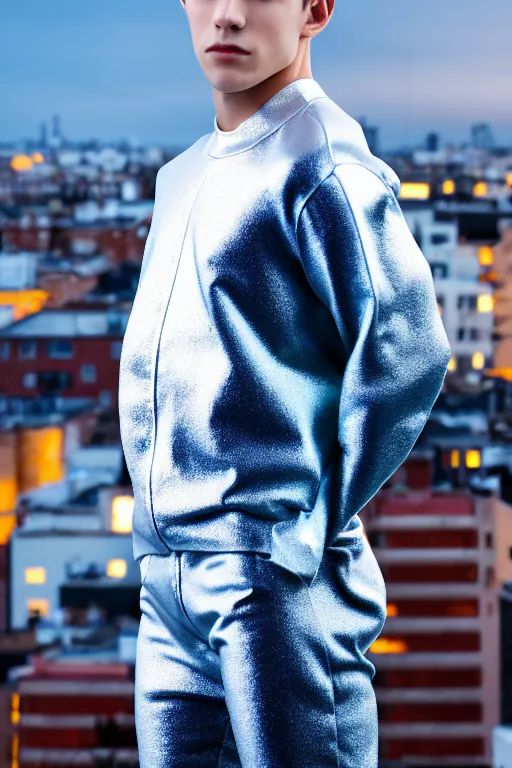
47, 340, 73, 359
110, 341, 122, 360
19, 341, 37, 360
432, 263, 448, 279
80, 364, 97, 383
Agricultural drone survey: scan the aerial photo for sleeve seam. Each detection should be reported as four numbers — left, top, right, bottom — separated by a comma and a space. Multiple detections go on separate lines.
295, 162, 382, 337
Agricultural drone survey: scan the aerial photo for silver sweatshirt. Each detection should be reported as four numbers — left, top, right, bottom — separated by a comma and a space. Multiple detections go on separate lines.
118, 77, 451, 583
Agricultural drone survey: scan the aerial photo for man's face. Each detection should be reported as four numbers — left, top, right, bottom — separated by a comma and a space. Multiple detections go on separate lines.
180, 0, 309, 93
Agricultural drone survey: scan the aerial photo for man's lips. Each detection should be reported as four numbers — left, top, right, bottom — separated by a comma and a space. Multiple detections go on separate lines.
206, 44, 250, 55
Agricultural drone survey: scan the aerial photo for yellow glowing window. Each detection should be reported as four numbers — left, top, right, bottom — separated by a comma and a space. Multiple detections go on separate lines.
466, 450, 481, 469
25, 567, 46, 584
27, 598, 49, 617
477, 294, 493, 312
451, 450, 460, 468
107, 559, 127, 579
473, 181, 487, 197
442, 179, 455, 195
31, 152, 44, 163
447, 356, 457, 372
472, 351, 485, 369
10, 154, 33, 172
111, 495, 134, 533
399, 182, 430, 200
11, 693, 20, 725
368, 638, 408, 654
507, 173, 512, 188
478, 246, 493, 266
386, 603, 398, 617
11, 732, 19, 762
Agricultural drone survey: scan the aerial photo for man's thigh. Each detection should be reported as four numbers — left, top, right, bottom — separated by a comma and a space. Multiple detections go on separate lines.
135, 552, 240, 767
135, 547, 384, 768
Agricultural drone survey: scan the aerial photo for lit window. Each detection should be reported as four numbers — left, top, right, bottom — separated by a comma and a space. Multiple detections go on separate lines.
478, 246, 493, 266
477, 294, 493, 313
25, 567, 46, 584
473, 181, 487, 197
111, 496, 134, 533
472, 352, 485, 369
399, 182, 430, 200
10, 155, 33, 172
451, 450, 460, 468
107, 559, 127, 579
466, 450, 481, 469
11, 693, 20, 725
27, 598, 49, 617
447, 356, 457, 372
442, 179, 455, 195
368, 638, 408, 654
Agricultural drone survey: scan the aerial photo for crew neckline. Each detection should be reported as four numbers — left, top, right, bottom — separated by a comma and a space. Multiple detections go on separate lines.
207, 77, 327, 159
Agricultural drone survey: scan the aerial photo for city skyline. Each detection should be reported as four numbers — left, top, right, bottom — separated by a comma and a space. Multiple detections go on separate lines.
2, 0, 512, 151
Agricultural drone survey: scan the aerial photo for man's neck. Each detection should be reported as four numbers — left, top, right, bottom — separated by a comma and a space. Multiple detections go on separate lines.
212, 62, 313, 133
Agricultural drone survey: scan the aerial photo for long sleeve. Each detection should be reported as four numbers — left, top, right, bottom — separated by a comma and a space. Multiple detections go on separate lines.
295, 163, 452, 544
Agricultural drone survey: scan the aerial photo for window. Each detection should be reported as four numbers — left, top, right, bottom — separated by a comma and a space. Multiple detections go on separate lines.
431, 232, 449, 245
80, 364, 97, 383
47, 340, 73, 359
110, 341, 122, 360
19, 341, 37, 360
0, 342, 10, 360
25, 567, 46, 584
99, 390, 112, 406
22, 372, 37, 388
431, 263, 447, 279
457, 295, 478, 311
38, 371, 73, 391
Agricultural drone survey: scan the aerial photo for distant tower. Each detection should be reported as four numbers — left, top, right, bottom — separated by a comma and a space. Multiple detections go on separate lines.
39, 121, 48, 148
426, 131, 440, 152
471, 123, 494, 151
52, 114, 60, 139
48, 113, 63, 149
358, 116, 380, 155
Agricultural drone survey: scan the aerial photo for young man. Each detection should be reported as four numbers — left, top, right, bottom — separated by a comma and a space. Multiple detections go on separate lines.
118, 0, 452, 764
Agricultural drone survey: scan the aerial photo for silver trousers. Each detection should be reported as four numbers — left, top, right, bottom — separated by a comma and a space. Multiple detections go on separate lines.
135, 531, 387, 767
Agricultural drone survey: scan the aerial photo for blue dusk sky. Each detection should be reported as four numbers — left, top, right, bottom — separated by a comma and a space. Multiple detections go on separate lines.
1, 0, 511, 151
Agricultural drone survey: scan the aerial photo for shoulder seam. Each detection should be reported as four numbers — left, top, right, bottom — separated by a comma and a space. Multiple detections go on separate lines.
296, 160, 399, 237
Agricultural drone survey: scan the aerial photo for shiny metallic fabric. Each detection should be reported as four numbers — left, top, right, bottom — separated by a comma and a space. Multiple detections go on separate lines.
136, 522, 387, 767
118, 76, 451, 585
